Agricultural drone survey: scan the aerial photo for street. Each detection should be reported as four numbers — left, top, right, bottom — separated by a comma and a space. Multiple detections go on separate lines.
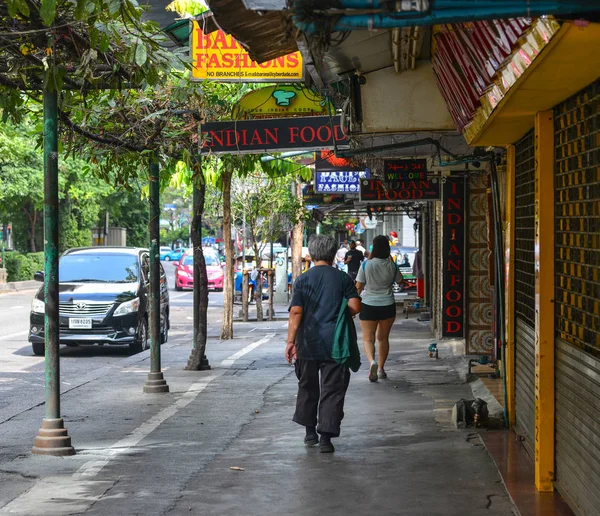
0, 299, 514, 516
0, 262, 224, 422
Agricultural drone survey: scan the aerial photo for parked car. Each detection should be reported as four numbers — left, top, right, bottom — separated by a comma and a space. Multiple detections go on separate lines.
174, 252, 224, 291
162, 247, 185, 261
159, 246, 172, 260
29, 247, 169, 356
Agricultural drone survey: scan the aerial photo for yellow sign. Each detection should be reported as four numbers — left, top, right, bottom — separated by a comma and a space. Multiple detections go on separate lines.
232, 85, 333, 119
191, 22, 303, 82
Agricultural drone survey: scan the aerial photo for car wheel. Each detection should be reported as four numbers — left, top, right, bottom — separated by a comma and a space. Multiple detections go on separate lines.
216, 288, 223, 292
130, 318, 148, 354
164, 256, 171, 262
175, 284, 182, 291
32, 342, 45, 356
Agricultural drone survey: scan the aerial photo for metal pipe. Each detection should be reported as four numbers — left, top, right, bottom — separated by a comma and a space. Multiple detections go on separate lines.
392, 27, 401, 74
337, 0, 429, 10
143, 159, 169, 393
335, 137, 460, 159
149, 160, 161, 374
409, 26, 420, 70
32, 86, 75, 456
295, 2, 596, 32
43, 87, 60, 422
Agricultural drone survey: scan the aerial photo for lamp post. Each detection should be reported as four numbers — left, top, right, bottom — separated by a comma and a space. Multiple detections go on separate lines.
32, 86, 74, 456
144, 159, 169, 393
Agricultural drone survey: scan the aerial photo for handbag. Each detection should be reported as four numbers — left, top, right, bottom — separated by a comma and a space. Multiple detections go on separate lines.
332, 274, 361, 372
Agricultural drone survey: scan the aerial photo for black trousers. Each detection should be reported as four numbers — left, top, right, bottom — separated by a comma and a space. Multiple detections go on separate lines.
293, 359, 351, 438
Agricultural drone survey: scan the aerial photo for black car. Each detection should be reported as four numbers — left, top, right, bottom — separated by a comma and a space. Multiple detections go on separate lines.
29, 247, 169, 355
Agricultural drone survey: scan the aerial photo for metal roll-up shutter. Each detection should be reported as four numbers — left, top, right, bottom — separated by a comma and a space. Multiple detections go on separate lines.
513, 129, 536, 458
554, 79, 600, 516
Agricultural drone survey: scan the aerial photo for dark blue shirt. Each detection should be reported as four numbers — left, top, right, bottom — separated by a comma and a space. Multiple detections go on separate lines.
290, 266, 359, 360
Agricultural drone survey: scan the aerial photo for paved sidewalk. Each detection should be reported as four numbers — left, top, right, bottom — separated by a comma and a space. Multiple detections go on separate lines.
0, 316, 515, 516
0, 279, 38, 293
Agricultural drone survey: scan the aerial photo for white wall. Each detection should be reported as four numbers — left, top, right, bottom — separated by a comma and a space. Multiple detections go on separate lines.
360, 63, 456, 133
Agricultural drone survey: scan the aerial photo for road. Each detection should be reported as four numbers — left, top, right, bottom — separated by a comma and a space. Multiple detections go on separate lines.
0, 262, 224, 419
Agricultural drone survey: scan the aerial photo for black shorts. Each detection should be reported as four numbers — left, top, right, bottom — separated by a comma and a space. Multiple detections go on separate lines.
359, 303, 396, 321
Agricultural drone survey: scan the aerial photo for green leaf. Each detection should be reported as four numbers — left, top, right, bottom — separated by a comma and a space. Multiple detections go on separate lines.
40, 0, 57, 26
99, 33, 110, 53
15, 0, 30, 17
108, 0, 121, 15
74, 0, 87, 20
7, 0, 17, 17
134, 42, 147, 67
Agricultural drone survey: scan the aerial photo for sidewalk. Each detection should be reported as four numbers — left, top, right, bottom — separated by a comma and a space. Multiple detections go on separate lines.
0, 279, 38, 293
0, 315, 516, 516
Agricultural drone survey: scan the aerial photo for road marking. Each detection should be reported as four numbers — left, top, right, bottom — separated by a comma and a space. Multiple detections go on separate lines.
73, 333, 276, 481
219, 334, 275, 367
10, 306, 24, 310
0, 330, 28, 341
170, 292, 192, 300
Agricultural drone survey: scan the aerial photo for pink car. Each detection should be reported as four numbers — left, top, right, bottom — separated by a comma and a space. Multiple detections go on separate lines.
174, 253, 224, 291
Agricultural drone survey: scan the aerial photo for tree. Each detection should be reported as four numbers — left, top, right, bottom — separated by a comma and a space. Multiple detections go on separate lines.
232, 172, 300, 320
0, 120, 43, 252
0, 118, 112, 252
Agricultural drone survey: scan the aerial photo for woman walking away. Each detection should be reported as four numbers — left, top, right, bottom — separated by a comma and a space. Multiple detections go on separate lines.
356, 235, 403, 382
286, 235, 361, 453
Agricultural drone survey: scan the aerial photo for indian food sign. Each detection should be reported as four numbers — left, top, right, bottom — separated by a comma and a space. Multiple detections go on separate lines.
360, 178, 440, 201
191, 22, 303, 82
200, 116, 348, 154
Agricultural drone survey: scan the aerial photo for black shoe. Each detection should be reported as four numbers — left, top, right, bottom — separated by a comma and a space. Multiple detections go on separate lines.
304, 433, 319, 446
304, 426, 319, 446
319, 436, 335, 453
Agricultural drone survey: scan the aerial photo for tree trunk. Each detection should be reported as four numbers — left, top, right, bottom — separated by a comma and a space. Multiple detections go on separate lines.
24, 202, 37, 253
253, 242, 263, 321
220, 168, 234, 340
291, 182, 304, 285
186, 178, 210, 370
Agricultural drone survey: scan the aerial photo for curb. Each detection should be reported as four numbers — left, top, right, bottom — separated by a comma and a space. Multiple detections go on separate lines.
0, 280, 39, 293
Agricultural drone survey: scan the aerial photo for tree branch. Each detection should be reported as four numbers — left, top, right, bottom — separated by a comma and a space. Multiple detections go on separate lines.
57, 110, 147, 152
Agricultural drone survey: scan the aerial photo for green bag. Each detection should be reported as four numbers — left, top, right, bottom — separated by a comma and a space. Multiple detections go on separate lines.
332, 294, 361, 373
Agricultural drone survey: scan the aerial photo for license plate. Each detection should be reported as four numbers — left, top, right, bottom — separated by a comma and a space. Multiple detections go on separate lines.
69, 318, 93, 329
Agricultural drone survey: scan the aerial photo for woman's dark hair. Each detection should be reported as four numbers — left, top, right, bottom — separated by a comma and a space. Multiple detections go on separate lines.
370, 235, 391, 259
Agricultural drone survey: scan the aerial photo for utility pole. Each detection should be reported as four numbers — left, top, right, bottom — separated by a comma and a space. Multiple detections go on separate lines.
32, 86, 74, 456
144, 159, 169, 393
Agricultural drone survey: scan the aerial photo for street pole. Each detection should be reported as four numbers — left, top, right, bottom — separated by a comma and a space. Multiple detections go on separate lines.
144, 159, 169, 393
32, 87, 74, 456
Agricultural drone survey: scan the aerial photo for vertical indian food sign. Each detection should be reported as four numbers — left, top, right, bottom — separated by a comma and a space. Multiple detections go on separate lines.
442, 177, 466, 337
191, 21, 303, 82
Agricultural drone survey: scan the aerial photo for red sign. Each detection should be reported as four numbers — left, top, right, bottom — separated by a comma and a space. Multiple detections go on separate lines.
360, 178, 440, 202
201, 116, 348, 154
442, 178, 466, 337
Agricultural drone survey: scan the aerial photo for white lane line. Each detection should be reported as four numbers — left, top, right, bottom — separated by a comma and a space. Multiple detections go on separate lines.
170, 292, 192, 300
0, 330, 28, 341
10, 306, 25, 310
73, 332, 276, 480
219, 334, 275, 367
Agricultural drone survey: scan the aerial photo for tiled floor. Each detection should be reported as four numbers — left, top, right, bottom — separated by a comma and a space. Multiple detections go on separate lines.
482, 431, 575, 516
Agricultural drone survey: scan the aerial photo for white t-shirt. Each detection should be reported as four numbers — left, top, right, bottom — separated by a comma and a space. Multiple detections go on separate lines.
356, 258, 403, 306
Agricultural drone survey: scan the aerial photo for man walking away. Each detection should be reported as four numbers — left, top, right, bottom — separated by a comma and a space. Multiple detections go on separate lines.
287, 235, 361, 452
344, 240, 364, 281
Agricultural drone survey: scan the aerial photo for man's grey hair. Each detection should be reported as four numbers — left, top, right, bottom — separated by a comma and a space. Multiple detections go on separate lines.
308, 235, 337, 264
